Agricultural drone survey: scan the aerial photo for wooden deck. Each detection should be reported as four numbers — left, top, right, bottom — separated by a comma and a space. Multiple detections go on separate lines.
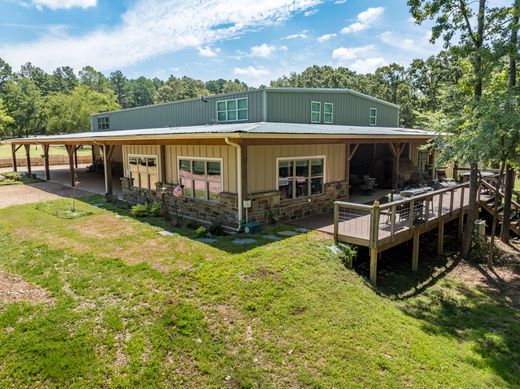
333, 183, 471, 285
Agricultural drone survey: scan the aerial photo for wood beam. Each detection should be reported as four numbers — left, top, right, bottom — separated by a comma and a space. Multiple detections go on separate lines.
23, 144, 32, 176
345, 144, 350, 201
103, 145, 113, 196
349, 143, 360, 161
412, 230, 420, 272
11, 144, 17, 172
241, 143, 248, 199
437, 220, 445, 256
65, 145, 75, 187
159, 145, 167, 184
369, 247, 378, 286
43, 144, 50, 181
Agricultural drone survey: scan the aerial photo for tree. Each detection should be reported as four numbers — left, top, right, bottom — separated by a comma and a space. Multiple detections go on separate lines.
45, 85, 119, 134
50, 66, 78, 93
154, 76, 210, 103
79, 66, 110, 93
0, 97, 14, 137
409, 0, 494, 258
0, 58, 12, 90
18, 62, 51, 95
127, 76, 156, 107
109, 70, 130, 107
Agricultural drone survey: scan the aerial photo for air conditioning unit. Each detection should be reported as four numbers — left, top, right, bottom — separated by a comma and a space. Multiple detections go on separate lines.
474, 220, 486, 236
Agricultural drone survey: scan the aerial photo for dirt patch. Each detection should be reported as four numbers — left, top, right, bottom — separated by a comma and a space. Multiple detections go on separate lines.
0, 270, 53, 305
72, 214, 137, 239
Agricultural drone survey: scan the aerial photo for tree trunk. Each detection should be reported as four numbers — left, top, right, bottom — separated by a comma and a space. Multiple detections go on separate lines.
500, 165, 514, 242
489, 162, 505, 265
462, 161, 479, 258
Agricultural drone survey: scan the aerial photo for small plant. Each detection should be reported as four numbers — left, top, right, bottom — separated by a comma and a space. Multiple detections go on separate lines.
195, 226, 207, 237
130, 203, 149, 217
185, 219, 198, 229
150, 201, 162, 217
208, 218, 225, 236
336, 243, 357, 269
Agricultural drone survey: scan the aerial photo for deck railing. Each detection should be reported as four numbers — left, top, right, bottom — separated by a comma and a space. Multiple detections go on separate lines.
334, 182, 470, 247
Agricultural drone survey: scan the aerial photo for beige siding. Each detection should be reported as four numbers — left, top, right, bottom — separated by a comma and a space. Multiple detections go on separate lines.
165, 145, 237, 193
122, 145, 161, 178
248, 144, 345, 193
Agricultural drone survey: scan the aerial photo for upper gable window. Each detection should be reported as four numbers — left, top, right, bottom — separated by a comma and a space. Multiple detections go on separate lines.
369, 108, 377, 126
324, 103, 333, 124
217, 97, 248, 122
311, 101, 321, 123
97, 116, 110, 130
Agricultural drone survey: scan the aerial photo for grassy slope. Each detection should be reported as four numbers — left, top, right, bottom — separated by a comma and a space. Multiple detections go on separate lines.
0, 144, 91, 159
0, 198, 518, 387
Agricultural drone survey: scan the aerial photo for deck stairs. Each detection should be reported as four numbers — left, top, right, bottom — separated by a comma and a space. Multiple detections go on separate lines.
478, 181, 520, 237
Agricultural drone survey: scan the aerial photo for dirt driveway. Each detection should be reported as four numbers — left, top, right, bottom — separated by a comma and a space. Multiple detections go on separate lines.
0, 181, 92, 209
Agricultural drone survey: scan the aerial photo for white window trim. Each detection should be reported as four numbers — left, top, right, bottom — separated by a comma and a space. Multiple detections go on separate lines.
98, 116, 110, 130
311, 101, 321, 123
276, 155, 327, 200
324, 102, 333, 124
176, 156, 224, 201
127, 153, 160, 190
369, 108, 377, 126
216, 97, 249, 122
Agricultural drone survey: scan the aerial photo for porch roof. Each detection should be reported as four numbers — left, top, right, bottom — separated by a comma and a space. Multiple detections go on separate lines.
7, 122, 436, 144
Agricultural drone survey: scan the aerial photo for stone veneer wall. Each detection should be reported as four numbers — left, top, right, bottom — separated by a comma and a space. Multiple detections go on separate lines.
247, 180, 348, 224
121, 178, 238, 229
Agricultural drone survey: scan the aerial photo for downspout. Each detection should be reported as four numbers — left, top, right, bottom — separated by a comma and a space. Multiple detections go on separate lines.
225, 137, 243, 229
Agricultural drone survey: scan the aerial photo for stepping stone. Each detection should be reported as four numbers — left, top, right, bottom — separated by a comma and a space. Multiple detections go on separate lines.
115, 214, 124, 218
232, 238, 257, 245
294, 227, 310, 233
263, 234, 282, 241
158, 230, 174, 236
327, 245, 341, 255
278, 230, 298, 236
194, 237, 217, 243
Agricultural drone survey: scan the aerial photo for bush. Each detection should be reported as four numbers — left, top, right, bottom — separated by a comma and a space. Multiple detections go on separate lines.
208, 218, 225, 236
130, 203, 148, 217
195, 226, 207, 237
3, 172, 22, 181
337, 243, 357, 269
150, 201, 162, 217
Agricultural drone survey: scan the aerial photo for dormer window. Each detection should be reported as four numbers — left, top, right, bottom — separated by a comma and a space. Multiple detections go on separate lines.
324, 103, 333, 124
311, 101, 321, 123
98, 116, 110, 130
217, 98, 248, 122
369, 108, 377, 126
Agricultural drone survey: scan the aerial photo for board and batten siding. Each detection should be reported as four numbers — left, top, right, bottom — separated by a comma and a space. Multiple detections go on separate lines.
122, 144, 237, 193
247, 144, 346, 194
266, 91, 399, 127
92, 90, 264, 131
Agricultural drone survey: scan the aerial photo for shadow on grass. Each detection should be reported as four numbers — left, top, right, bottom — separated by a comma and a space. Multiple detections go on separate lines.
79, 194, 305, 255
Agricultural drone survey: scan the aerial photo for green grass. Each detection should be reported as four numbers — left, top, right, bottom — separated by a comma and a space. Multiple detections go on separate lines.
0, 171, 43, 186
0, 197, 518, 387
0, 143, 91, 159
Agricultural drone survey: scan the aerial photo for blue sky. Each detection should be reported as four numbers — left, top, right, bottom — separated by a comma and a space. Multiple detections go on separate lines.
0, 0, 444, 86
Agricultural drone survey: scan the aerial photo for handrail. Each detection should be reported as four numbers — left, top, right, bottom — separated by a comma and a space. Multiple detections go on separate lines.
333, 201, 373, 211
481, 180, 520, 209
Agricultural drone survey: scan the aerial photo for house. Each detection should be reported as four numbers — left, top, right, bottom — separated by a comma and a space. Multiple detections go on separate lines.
8, 87, 436, 230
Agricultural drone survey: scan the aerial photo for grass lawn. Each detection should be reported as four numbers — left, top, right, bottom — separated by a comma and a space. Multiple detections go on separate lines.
0, 172, 43, 186
0, 143, 91, 159
0, 197, 518, 387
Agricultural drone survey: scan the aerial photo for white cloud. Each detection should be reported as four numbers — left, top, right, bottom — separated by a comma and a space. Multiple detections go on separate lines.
282, 31, 309, 40
304, 9, 318, 17
250, 43, 276, 58
341, 6, 384, 34
233, 66, 269, 77
334, 0, 347, 3
331, 45, 374, 61
379, 31, 415, 51
197, 46, 220, 57
350, 57, 387, 73
1, 0, 322, 72
317, 33, 336, 43
31, 0, 97, 10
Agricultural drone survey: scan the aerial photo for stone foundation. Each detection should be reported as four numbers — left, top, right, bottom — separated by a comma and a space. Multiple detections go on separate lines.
247, 180, 348, 224
121, 178, 239, 229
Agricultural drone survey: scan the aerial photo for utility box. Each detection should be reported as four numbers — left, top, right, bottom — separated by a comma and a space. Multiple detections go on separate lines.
474, 220, 486, 236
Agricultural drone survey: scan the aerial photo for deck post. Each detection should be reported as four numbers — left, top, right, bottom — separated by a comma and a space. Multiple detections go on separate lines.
437, 220, 445, 256
11, 144, 18, 172
65, 145, 75, 187
408, 199, 415, 229
103, 145, 114, 196
390, 205, 397, 236
438, 193, 443, 218
42, 144, 50, 181
345, 143, 350, 201
369, 201, 381, 285
333, 202, 339, 242
159, 145, 167, 184
74, 146, 79, 168
412, 230, 420, 271
449, 188, 454, 214
458, 212, 464, 241
23, 144, 32, 176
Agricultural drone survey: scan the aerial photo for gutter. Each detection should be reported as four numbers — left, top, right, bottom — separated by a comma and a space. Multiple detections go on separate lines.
224, 136, 243, 229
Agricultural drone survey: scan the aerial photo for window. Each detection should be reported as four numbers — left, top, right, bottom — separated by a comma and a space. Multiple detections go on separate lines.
311, 101, 321, 123
217, 98, 248, 122
178, 158, 222, 201
277, 157, 324, 200
369, 108, 377, 126
128, 154, 158, 190
324, 102, 333, 124
97, 117, 110, 130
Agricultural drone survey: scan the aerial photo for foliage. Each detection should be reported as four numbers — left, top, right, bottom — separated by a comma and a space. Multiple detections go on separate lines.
208, 218, 226, 236
34, 202, 93, 219
336, 243, 357, 269
195, 225, 207, 237
154, 76, 211, 103
149, 201, 162, 217
130, 203, 149, 217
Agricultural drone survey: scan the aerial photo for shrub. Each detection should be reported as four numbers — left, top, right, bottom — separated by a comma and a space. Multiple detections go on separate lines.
208, 218, 225, 236
150, 201, 162, 217
337, 243, 357, 269
3, 172, 22, 181
130, 203, 148, 217
195, 226, 207, 237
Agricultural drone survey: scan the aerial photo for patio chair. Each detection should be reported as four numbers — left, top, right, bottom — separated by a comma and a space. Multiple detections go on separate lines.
360, 177, 376, 195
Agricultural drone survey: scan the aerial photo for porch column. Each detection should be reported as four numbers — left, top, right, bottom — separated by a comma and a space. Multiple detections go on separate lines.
24, 144, 32, 176
11, 144, 17, 172
42, 144, 50, 181
74, 146, 79, 168
241, 143, 248, 199
65, 145, 75, 187
103, 145, 115, 196
159, 145, 167, 184
345, 143, 359, 201
412, 230, 420, 271
388, 142, 405, 191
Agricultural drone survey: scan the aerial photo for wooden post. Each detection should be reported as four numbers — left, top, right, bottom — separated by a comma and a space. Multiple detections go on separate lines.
412, 230, 420, 271
241, 143, 248, 200
159, 145, 167, 184
345, 143, 350, 201
11, 144, 18, 172
103, 145, 114, 196
333, 203, 339, 242
449, 188, 454, 214
390, 205, 397, 236
408, 199, 415, 229
65, 145, 75, 187
74, 146, 79, 168
458, 212, 464, 241
91, 145, 96, 162
369, 201, 381, 286
24, 144, 32, 176
370, 247, 378, 286
388, 143, 405, 190
437, 220, 445, 256
42, 144, 50, 181
438, 193, 443, 218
